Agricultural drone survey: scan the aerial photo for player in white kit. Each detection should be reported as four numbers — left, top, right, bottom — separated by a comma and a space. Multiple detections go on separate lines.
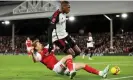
86, 32, 95, 60
48, 1, 81, 58
83, 32, 94, 60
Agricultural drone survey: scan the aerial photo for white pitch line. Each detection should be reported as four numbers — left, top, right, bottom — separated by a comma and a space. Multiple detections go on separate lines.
88, 61, 133, 64
84, 61, 133, 65
89, 63, 133, 66
89, 63, 133, 65
103, 76, 133, 80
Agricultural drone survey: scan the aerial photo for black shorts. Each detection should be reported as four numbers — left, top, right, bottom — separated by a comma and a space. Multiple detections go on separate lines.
85, 47, 94, 52
53, 35, 76, 53
88, 47, 95, 51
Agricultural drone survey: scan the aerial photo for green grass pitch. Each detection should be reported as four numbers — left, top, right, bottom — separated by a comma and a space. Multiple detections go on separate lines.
0, 55, 133, 80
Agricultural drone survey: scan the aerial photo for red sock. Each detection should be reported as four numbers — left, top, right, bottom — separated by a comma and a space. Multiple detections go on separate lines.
66, 58, 73, 72
84, 65, 99, 75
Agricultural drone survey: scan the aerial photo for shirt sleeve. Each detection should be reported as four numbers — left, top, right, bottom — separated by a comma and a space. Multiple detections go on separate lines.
50, 10, 60, 24
48, 10, 60, 47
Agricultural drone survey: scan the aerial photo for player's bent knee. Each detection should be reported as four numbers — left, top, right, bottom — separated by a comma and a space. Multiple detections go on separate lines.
79, 63, 86, 68
61, 55, 73, 62
74, 63, 86, 70
66, 55, 73, 59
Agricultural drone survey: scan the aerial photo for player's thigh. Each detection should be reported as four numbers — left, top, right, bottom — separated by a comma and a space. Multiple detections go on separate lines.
54, 39, 74, 54
65, 36, 81, 53
54, 39, 66, 50
74, 63, 85, 71
65, 36, 76, 48
90, 47, 95, 52
53, 61, 66, 74
85, 48, 89, 53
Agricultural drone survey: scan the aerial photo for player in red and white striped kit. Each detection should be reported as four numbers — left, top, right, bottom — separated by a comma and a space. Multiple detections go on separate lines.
30, 40, 109, 79
25, 37, 32, 57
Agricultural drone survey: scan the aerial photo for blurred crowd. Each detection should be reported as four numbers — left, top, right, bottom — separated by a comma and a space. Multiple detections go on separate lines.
0, 32, 133, 54
0, 35, 46, 54
0, 36, 26, 54
72, 32, 133, 54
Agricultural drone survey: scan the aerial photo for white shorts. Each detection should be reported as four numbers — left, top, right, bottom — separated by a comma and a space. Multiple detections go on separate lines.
87, 43, 94, 48
53, 61, 66, 74
53, 61, 76, 75
27, 47, 32, 52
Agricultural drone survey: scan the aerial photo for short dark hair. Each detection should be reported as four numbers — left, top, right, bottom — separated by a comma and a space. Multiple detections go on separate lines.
61, 1, 69, 5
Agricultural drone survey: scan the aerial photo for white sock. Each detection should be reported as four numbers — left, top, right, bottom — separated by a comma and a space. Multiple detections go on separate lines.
99, 71, 103, 76
82, 54, 85, 59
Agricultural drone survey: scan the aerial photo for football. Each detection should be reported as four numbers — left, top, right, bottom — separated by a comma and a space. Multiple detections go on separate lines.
111, 66, 120, 75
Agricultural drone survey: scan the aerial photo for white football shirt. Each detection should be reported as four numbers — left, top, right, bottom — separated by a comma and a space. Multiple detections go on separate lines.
52, 13, 68, 42
87, 36, 94, 47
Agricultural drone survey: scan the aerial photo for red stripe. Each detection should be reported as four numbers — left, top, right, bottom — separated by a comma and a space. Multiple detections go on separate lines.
59, 40, 65, 47
53, 9, 60, 17
51, 9, 60, 23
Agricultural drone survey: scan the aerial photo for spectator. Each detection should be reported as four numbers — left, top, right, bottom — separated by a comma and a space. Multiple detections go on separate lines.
0, 32, 133, 54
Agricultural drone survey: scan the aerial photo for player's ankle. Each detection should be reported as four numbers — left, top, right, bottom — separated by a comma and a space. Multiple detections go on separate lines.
70, 70, 76, 79
70, 70, 76, 73
98, 71, 103, 76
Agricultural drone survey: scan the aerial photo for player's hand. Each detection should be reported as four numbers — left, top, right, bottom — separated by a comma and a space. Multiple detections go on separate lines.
30, 47, 34, 53
48, 45, 53, 53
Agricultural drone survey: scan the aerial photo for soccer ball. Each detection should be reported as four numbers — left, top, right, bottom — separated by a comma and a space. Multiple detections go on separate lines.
110, 66, 120, 75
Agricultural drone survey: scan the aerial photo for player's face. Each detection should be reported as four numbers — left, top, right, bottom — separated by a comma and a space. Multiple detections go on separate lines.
88, 33, 92, 36
27, 37, 30, 40
62, 4, 70, 14
35, 42, 43, 51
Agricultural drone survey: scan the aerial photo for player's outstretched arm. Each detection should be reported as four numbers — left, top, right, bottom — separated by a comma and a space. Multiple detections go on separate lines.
31, 52, 37, 63
48, 24, 55, 52
48, 10, 60, 52
30, 48, 37, 63
31, 53, 36, 63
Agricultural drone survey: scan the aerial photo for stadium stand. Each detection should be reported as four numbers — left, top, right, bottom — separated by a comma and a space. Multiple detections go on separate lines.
0, 32, 133, 55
